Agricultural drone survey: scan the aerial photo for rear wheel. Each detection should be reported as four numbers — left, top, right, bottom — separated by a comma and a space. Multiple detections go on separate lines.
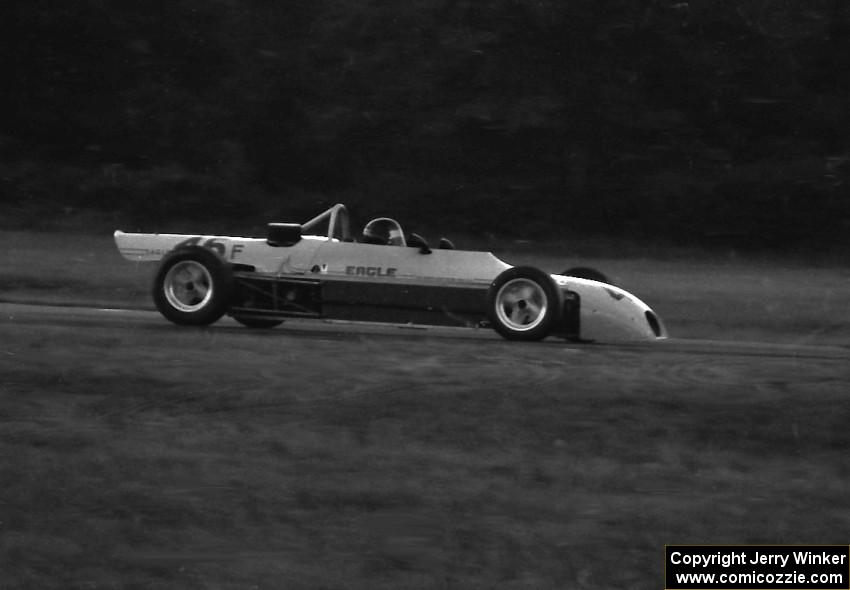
487, 266, 562, 341
153, 247, 233, 325
232, 315, 283, 329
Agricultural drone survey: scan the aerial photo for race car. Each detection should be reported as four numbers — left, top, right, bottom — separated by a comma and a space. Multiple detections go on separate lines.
114, 203, 666, 342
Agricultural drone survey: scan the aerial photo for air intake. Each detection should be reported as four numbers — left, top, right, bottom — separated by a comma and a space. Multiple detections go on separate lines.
267, 223, 302, 247
645, 311, 663, 337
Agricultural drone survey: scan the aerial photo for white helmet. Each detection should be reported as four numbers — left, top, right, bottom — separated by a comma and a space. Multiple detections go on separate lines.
362, 217, 406, 246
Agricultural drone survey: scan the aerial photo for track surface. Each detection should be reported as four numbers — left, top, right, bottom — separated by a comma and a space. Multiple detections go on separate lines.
4, 300, 850, 589
3, 301, 848, 361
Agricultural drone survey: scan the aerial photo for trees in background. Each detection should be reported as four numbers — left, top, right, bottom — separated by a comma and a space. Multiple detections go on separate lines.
4, 0, 848, 245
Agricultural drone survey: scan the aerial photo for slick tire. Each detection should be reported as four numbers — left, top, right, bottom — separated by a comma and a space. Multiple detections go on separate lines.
153, 246, 233, 326
487, 266, 562, 341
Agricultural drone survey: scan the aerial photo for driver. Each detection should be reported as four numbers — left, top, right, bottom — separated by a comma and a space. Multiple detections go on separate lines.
361, 217, 406, 246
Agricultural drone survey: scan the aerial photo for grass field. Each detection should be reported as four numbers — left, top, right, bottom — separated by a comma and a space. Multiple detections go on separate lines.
1, 230, 849, 589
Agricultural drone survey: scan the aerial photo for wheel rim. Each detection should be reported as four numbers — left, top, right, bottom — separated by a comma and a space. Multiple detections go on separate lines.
495, 278, 548, 331
163, 261, 214, 312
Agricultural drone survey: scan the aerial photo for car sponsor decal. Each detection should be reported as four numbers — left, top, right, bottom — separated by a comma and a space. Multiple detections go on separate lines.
345, 265, 397, 277
119, 246, 172, 257
310, 264, 399, 278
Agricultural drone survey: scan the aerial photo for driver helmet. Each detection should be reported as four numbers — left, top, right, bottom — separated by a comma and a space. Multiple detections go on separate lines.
362, 217, 406, 246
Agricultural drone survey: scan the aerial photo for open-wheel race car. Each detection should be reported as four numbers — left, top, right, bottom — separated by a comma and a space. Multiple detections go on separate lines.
114, 203, 666, 342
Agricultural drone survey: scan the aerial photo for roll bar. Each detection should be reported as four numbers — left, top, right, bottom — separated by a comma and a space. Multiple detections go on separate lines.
301, 203, 351, 241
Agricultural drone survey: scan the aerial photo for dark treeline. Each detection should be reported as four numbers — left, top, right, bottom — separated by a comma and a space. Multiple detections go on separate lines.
3, 0, 850, 248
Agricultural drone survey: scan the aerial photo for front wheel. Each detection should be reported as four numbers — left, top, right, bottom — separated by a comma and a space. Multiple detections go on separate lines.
153, 247, 233, 325
486, 266, 562, 341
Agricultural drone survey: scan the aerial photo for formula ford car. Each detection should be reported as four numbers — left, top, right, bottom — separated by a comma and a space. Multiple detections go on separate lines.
114, 203, 666, 342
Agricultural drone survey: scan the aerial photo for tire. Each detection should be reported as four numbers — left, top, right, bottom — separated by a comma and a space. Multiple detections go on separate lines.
561, 266, 610, 284
486, 266, 562, 341
232, 315, 283, 329
152, 247, 233, 325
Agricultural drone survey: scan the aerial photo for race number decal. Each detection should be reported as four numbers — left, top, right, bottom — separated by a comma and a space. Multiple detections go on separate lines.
173, 237, 241, 259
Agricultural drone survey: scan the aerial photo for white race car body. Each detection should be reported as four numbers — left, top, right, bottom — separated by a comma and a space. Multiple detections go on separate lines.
115, 204, 666, 342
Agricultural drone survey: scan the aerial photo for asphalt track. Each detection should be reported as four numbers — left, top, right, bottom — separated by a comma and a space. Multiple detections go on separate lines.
4, 299, 849, 590
3, 301, 848, 361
